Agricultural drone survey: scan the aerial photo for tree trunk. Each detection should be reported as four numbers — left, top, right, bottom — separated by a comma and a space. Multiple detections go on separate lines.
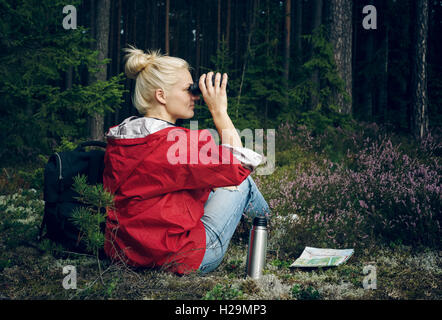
284, 0, 291, 84
351, 0, 357, 120
133, 0, 137, 45
378, 15, 389, 124
196, 2, 201, 76
362, 29, 374, 121
293, 0, 302, 71
187, 4, 192, 61
90, 0, 96, 41
226, 0, 231, 51
151, 0, 157, 49
411, 0, 429, 139
310, 0, 322, 110
265, 0, 270, 59
89, 0, 110, 142
217, 0, 221, 53
265, 0, 270, 127
329, 0, 353, 114
165, 0, 170, 54
144, 0, 150, 50
236, 0, 258, 120
105, 0, 115, 130
234, 0, 240, 72
114, 0, 122, 124
109, 0, 115, 76
312, 0, 322, 31
65, 66, 73, 90
174, 11, 180, 55
284, 0, 291, 110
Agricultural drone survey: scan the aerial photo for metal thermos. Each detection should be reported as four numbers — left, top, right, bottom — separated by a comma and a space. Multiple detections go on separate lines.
246, 216, 268, 279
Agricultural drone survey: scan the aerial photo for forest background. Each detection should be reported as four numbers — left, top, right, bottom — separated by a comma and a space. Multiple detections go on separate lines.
0, 0, 440, 159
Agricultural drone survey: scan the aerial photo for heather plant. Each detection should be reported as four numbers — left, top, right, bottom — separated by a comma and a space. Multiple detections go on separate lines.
346, 135, 441, 247
259, 123, 441, 256
409, 128, 442, 164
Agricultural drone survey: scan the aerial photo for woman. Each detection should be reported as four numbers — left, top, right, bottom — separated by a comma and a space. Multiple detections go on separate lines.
103, 46, 270, 274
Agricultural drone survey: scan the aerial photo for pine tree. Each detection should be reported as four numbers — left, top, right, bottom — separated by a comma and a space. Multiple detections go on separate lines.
71, 174, 115, 282
233, 0, 286, 130
0, 0, 125, 165
283, 26, 351, 134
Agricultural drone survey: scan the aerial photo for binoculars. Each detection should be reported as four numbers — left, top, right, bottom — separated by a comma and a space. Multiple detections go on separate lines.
188, 74, 228, 96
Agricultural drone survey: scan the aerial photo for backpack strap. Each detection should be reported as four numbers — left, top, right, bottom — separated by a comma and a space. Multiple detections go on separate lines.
76, 141, 107, 185
75, 141, 107, 151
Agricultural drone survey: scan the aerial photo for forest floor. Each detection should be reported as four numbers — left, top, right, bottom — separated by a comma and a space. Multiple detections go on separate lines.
1, 212, 441, 300
1, 124, 441, 300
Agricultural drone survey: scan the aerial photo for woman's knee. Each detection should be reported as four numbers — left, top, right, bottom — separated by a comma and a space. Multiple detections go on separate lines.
244, 176, 271, 217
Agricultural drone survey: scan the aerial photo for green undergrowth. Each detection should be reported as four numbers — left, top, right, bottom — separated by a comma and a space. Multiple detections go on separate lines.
1, 123, 441, 300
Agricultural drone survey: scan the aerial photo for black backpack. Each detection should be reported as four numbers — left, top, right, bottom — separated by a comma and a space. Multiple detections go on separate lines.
38, 141, 107, 253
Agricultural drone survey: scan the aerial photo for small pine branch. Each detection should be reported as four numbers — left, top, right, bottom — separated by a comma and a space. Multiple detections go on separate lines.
71, 174, 114, 254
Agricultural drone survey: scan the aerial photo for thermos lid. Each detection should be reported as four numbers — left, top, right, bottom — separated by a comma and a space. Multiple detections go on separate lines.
253, 216, 267, 227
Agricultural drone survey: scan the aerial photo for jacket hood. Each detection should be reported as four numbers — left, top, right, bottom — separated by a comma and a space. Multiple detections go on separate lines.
106, 116, 175, 140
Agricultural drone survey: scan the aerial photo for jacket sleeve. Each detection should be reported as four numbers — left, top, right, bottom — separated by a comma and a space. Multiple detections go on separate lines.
149, 128, 252, 192
220, 143, 264, 173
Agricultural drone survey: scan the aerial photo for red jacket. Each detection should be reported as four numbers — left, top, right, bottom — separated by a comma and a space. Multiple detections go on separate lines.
103, 126, 251, 274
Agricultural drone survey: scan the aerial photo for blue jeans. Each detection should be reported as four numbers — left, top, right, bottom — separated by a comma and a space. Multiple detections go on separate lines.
198, 176, 270, 274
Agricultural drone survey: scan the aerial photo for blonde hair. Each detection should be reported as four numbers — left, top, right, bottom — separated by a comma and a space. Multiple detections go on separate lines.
123, 45, 190, 115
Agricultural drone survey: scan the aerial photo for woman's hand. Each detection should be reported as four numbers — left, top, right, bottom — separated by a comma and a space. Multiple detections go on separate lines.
199, 72, 228, 116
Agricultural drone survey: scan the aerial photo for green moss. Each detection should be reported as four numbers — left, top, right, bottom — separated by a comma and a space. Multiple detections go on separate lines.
202, 283, 244, 300
291, 283, 322, 300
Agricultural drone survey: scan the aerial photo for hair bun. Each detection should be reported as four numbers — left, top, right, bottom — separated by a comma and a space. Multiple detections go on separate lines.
124, 45, 159, 79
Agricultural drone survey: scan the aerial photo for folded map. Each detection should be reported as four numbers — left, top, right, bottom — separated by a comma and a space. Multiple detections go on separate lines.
290, 247, 354, 268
